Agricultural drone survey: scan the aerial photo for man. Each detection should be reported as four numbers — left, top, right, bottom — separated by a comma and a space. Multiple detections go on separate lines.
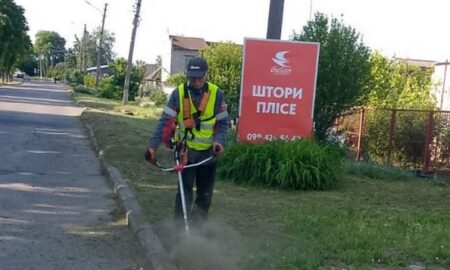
146, 57, 229, 223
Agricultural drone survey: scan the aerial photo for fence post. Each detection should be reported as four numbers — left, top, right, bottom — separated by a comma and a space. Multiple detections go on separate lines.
387, 109, 397, 165
422, 111, 434, 175
356, 107, 365, 161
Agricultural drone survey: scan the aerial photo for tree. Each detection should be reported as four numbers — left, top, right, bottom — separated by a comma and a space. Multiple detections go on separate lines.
363, 52, 436, 165
16, 54, 37, 76
70, 28, 115, 71
292, 13, 371, 140
366, 52, 435, 109
98, 57, 145, 100
0, 0, 32, 81
33, 31, 66, 77
199, 42, 243, 118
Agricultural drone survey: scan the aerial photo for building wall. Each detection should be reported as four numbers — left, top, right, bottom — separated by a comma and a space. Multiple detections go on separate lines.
432, 62, 450, 110
170, 49, 198, 75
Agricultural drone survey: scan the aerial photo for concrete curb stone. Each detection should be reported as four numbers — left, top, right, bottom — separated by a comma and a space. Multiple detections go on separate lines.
83, 123, 177, 270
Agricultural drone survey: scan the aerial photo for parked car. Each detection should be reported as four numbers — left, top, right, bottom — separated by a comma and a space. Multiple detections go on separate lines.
14, 73, 24, 79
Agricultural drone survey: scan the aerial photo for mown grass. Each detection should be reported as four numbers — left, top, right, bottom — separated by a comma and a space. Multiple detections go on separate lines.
73, 93, 450, 270
72, 92, 163, 119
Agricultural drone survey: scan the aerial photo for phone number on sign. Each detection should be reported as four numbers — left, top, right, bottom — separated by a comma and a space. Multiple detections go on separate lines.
246, 133, 302, 141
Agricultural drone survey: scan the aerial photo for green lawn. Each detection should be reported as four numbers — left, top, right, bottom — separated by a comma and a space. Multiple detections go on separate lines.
73, 92, 450, 270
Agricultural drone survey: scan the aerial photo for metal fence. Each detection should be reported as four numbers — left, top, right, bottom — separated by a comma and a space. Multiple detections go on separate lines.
334, 107, 450, 174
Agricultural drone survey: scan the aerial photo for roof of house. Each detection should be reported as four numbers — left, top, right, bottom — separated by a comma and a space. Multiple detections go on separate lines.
170, 35, 208, 51
144, 67, 162, 81
394, 58, 438, 69
435, 61, 449, 66
86, 65, 109, 72
143, 64, 158, 76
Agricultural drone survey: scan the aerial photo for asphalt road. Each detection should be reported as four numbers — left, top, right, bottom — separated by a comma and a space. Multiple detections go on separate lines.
0, 81, 144, 270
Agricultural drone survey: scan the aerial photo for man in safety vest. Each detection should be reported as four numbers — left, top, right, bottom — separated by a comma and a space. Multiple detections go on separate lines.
146, 57, 229, 223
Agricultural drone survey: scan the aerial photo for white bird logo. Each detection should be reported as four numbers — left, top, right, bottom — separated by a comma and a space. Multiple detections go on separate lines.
272, 51, 290, 67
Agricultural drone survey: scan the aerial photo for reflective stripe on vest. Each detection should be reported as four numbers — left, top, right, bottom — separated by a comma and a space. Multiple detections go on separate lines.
176, 82, 218, 150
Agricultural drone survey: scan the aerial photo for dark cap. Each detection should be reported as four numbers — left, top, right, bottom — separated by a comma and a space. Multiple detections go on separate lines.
186, 57, 208, 78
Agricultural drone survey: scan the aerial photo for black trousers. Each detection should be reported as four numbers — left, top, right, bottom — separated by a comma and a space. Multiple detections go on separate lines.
175, 161, 217, 222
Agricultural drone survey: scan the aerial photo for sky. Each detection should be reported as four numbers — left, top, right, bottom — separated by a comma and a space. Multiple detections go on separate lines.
15, 0, 450, 64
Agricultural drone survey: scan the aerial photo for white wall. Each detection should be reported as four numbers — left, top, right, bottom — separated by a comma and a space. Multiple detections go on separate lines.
432, 61, 450, 110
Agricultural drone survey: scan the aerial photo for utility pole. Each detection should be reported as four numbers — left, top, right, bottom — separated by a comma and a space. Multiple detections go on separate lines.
266, 0, 285, 39
79, 24, 87, 72
95, 3, 108, 92
63, 51, 67, 82
122, 0, 142, 104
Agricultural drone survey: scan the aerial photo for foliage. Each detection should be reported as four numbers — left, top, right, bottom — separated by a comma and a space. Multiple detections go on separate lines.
33, 30, 66, 77
73, 84, 94, 95
199, 42, 243, 119
99, 75, 122, 100
49, 62, 65, 81
149, 90, 167, 107
218, 140, 343, 190
66, 69, 85, 85
292, 13, 371, 141
65, 48, 78, 70
166, 72, 186, 87
71, 28, 115, 71
365, 110, 431, 168
363, 54, 436, 166
16, 54, 37, 76
98, 58, 145, 100
365, 52, 435, 109
0, 0, 32, 80
83, 74, 96, 88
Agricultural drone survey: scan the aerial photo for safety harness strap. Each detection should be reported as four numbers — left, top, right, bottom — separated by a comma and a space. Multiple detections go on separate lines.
182, 83, 212, 131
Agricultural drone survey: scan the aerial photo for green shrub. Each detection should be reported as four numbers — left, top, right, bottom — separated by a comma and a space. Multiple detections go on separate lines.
67, 69, 85, 84
83, 74, 96, 88
365, 110, 391, 163
365, 110, 430, 168
218, 140, 344, 190
149, 90, 167, 106
166, 72, 186, 87
99, 76, 122, 100
73, 84, 94, 95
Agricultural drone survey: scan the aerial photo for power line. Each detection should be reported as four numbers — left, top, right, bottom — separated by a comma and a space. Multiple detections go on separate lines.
84, 0, 102, 13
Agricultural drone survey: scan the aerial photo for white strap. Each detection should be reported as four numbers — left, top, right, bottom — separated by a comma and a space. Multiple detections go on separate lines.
164, 106, 177, 117
216, 111, 228, 121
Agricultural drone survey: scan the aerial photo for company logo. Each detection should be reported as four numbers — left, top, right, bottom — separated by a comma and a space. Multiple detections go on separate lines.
271, 51, 292, 75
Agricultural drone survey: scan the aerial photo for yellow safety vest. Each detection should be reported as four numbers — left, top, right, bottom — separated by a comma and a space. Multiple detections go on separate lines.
176, 82, 218, 150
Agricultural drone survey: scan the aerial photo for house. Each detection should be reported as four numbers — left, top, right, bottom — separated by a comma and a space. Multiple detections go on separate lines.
161, 35, 208, 82
431, 61, 450, 110
395, 57, 450, 110
394, 58, 438, 70
86, 65, 110, 76
142, 63, 160, 86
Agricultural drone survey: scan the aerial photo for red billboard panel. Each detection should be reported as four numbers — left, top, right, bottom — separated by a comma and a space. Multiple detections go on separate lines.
237, 38, 320, 142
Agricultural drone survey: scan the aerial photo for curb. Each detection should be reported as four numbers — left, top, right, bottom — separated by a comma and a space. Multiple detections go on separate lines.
84, 123, 177, 270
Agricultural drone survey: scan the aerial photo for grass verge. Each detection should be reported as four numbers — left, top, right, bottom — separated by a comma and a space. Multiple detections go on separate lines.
73, 93, 450, 270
